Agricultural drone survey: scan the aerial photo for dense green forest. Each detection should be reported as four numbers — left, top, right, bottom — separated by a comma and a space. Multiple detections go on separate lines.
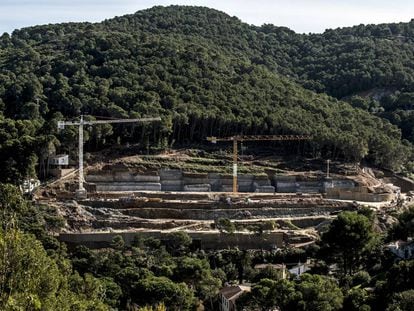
1, 183, 414, 310
1, 6, 414, 183
2, 7, 414, 310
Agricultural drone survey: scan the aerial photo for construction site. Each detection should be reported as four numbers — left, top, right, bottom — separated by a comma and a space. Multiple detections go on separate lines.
32, 116, 414, 251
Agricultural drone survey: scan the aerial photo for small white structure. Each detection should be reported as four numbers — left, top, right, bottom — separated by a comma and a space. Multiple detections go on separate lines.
219, 285, 251, 311
50, 154, 69, 166
386, 239, 414, 260
288, 261, 310, 279
20, 178, 40, 194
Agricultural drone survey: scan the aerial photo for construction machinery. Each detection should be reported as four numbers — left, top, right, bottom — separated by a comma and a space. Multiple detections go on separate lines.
58, 115, 161, 198
207, 135, 312, 193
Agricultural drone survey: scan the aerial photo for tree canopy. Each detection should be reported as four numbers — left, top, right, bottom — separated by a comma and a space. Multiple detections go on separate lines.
320, 211, 378, 275
0, 6, 413, 184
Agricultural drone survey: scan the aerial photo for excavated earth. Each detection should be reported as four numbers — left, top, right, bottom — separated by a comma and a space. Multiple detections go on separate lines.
37, 151, 408, 249
47, 191, 355, 234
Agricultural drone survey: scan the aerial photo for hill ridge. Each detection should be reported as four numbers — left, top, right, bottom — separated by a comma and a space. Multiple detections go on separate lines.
0, 5, 412, 183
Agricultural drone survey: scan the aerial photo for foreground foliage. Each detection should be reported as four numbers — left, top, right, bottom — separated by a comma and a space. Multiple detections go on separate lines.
2, 183, 414, 310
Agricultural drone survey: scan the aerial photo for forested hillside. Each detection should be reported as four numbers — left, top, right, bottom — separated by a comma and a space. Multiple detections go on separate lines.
0, 5, 413, 183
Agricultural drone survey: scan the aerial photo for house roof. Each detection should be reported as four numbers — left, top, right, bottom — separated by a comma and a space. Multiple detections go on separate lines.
219, 285, 251, 301
387, 240, 414, 249
254, 263, 285, 270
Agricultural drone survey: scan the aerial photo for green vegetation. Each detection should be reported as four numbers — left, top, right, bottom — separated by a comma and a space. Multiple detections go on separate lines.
388, 207, 414, 240
1, 182, 414, 309
118, 152, 280, 175
1, 6, 414, 185
2, 5, 414, 310
216, 217, 236, 233
320, 211, 378, 275
0, 184, 111, 310
239, 274, 344, 311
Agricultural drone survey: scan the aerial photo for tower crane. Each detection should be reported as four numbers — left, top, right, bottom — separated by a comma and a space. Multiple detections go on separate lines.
207, 135, 312, 193
58, 115, 161, 198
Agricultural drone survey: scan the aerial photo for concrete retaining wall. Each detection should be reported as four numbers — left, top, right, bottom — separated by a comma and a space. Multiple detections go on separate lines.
276, 182, 297, 193
96, 182, 161, 192
218, 178, 233, 185
59, 231, 285, 250
159, 169, 183, 191
88, 170, 270, 193
86, 174, 160, 183
275, 177, 355, 194
383, 175, 414, 192
254, 177, 271, 186
87, 169, 357, 194
160, 169, 183, 179
183, 184, 211, 192
297, 181, 323, 193
331, 180, 355, 188
254, 184, 275, 193
326, 188, 394, 202
221, 185, 235, 192
183, 177, 210, 185
86, 174, 114, 182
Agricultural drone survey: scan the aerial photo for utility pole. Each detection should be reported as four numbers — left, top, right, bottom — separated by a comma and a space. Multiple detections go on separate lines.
233, 138, 238, 193
58, 115, 161, 198
207, 135, 311, 194
327, 159, 330, 178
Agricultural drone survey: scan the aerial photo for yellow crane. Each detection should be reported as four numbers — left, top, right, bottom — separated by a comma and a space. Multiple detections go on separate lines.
207, 135, 312, 193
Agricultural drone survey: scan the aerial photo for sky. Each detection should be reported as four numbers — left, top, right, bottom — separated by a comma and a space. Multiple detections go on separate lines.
1, 0, 414, 35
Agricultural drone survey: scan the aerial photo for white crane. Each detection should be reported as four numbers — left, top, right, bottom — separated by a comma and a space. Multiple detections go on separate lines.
58, 115, 161, 198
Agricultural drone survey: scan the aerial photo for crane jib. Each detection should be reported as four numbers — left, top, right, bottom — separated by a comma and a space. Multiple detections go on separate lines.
56, 116, 161, 198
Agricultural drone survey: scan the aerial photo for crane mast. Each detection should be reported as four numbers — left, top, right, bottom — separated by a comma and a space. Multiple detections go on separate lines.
207, 135, 312, 193
58, 115, 161, 198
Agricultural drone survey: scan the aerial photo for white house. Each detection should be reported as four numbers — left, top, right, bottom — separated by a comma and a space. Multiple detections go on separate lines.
219, 285, 251, 311
386, 239, 414, 260
50, 154, 69, 166
288, 261, 310, 278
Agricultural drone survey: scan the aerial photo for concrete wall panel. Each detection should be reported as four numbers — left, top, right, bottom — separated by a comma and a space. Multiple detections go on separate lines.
184, 184, 211, 192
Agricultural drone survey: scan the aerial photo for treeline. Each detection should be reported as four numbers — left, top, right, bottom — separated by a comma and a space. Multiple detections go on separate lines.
0, 6, 413, 183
